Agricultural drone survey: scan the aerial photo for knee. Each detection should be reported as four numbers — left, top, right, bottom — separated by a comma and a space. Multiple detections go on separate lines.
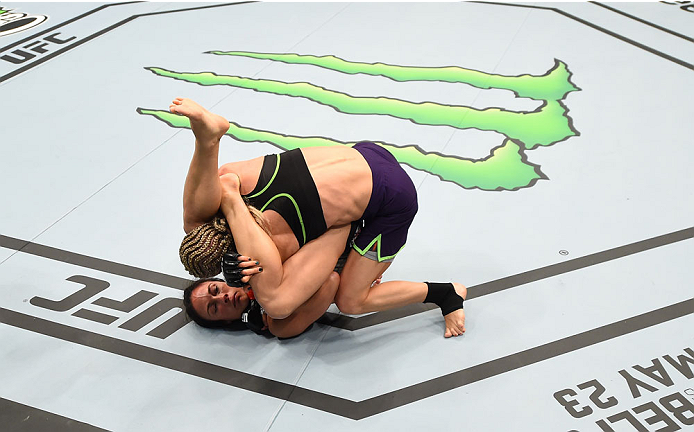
334, 289, 366, 315
325, 271, 340, 291
319, 272, 340, 303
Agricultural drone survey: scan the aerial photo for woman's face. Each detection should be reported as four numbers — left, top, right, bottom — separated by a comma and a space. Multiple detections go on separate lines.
190, 280, 250, 322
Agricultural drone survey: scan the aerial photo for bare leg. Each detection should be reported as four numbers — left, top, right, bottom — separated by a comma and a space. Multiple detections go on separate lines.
335, 251, 417, 313
171, 98, 231, 232
335, 251, 467, 337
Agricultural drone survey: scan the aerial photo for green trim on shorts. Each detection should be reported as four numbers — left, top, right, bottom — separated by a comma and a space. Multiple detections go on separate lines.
247, 154, 281, 199
353, 234, 405, 262
259, 193, 306, 244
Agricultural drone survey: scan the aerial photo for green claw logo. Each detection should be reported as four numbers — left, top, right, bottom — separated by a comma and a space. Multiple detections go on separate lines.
138, 51, 580, 191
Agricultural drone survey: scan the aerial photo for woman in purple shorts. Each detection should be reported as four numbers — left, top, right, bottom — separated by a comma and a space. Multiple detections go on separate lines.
172, 98, 466, 338
350, 141, 419, 263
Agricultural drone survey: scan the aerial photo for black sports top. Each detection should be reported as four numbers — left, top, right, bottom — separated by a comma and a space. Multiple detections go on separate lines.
243, 149, 327, 247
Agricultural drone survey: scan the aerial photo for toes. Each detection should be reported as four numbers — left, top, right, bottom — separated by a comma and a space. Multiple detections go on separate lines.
445, 326, 463, 337
445, 323, 466, 338
457, 322, 466, 334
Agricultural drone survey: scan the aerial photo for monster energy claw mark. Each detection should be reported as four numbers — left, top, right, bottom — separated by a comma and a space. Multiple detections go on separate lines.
140, 51, 579, 191
207, 51, 580, 101
137, 108, 544, 191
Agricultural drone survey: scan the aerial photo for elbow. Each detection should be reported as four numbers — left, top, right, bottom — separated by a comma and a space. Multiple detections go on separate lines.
261, 299, 293, 320
183, 212, 202, 234
218, 166, 234, 176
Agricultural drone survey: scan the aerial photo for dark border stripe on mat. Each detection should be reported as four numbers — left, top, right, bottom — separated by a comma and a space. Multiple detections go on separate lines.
471, 1, 694, 71
0, 307, 358, 418
591, 1, 694, 43
317, 226, 694, 329
0, 234, 190, 289
0, 396, 110, 432
0, 2, 255, 83
0, 2, 141, 54
2, 226, 693, 330
352, 297, 694, 419
4, 1, 692, 84
1, 297, 692, 419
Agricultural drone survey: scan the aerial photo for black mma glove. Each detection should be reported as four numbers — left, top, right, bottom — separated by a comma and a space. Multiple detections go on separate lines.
241, 299, 266, 335
222, 252, 245, 287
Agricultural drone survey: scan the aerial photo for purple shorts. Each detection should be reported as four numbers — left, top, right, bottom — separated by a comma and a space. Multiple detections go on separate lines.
352, 141, 418, 262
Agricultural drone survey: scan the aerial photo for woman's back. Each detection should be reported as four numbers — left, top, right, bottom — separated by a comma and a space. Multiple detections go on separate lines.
224, 145, 373, 229
301, 145, 373, 228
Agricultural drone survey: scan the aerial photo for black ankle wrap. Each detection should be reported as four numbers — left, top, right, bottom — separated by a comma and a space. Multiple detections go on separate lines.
424, 282, 463, 316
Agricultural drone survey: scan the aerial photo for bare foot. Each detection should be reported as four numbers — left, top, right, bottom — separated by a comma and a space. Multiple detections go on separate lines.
169, 97, 230, 144
444, 283, 467, 338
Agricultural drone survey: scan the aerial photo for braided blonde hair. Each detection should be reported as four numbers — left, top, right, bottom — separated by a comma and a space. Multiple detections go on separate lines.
179, 215, 233, 278
179, 205, 270, 278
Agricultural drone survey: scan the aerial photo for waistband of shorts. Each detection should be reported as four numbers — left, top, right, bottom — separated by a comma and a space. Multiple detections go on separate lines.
352, 141, 396, 163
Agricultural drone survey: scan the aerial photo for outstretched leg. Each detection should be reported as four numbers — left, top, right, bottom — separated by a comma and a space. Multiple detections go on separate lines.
335, 251, 467, 338
171, 97, 231, 232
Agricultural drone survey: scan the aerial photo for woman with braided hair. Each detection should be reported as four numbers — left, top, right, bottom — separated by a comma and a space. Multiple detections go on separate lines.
174, 97, 467, 338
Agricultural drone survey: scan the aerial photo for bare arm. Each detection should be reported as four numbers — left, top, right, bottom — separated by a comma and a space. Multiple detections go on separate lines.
219, 174, 350, 319
218, 174, 284, 302
266, 272, 339, 338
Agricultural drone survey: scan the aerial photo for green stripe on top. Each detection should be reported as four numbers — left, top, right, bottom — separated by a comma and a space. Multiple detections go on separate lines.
377, 243, 406, 262
248, 154, 280, 199
259, 193, 306, 244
